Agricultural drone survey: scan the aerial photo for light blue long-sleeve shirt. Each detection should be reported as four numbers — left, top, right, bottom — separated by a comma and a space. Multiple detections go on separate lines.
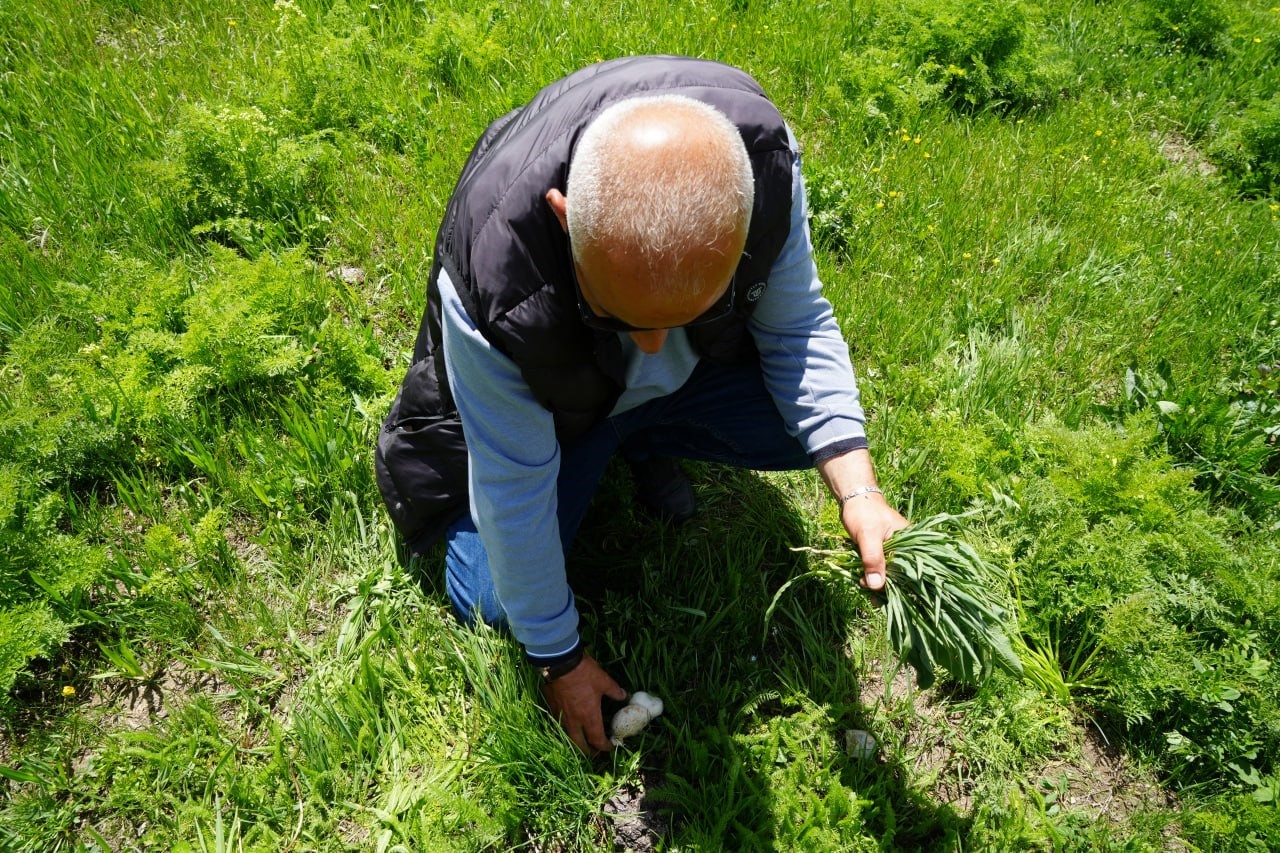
439, 140, 866, 658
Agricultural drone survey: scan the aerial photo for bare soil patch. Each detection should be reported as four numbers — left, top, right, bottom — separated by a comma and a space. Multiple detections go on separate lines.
1155, 132, 1217, 177
86, 660, 225, 732
601, 769, 669, 852
1030, 722, 1176, 831
858, 654, 1171, 835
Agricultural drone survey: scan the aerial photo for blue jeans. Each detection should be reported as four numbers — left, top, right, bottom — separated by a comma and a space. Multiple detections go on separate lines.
444, 358, 812, 629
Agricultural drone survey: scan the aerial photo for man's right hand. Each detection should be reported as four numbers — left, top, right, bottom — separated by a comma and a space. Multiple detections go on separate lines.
541, 653, 628, 753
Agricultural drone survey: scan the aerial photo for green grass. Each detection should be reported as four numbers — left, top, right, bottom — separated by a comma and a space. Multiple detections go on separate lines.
2, 0, 1278, 848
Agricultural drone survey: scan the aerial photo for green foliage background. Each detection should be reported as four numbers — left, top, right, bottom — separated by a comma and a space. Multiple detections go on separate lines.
1, 0, 1278, 849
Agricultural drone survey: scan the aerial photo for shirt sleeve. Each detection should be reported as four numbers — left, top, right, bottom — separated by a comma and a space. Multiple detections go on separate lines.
437, 269, 581, 658
748, 132, 869, 462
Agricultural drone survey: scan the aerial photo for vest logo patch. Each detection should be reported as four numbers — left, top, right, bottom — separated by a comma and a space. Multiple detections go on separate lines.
746, 282, 767, 302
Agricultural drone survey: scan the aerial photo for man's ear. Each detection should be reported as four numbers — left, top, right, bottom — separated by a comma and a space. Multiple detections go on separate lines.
545, 188, 569, 233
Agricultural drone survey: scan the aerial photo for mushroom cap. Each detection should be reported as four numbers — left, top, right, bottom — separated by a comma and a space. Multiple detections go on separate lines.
610, 704, 653, 740
629, 691, 664, 717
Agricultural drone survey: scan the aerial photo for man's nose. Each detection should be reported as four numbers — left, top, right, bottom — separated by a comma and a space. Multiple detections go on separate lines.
628, 329, 668, 354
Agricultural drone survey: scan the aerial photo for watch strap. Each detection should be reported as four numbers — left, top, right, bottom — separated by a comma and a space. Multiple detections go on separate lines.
527, 641, 585, 683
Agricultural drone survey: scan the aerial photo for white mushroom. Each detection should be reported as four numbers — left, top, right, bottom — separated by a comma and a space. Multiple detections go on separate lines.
609, 691, 664, 745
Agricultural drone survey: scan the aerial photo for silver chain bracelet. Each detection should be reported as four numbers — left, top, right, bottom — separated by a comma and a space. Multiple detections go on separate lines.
837, 486, 883, 508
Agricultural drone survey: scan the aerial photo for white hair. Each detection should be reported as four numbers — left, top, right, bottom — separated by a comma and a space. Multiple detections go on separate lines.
566, 94, 754, 294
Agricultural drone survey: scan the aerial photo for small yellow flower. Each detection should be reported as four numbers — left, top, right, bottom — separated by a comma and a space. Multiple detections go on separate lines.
927, 224, 936, 232
1269, 204, 1278, 211
992, 257, 1001, 265
1255, 38, 1263, 43
1017, 119, 1025, 125
876, 202, 885, 209
871, 167, 881, 173
227, 19, 237, 26
62, 685, 76, 697
963, 252, 972, 259
1095, 129, 1103, 136
913, 136, 922, 144
923, 152, 932, 158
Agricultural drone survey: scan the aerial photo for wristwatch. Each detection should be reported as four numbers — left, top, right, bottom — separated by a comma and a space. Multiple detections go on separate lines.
528, 644, 585, 683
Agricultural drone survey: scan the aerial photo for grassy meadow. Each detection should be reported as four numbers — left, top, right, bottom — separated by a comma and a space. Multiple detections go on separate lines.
1, 0, 1278, 848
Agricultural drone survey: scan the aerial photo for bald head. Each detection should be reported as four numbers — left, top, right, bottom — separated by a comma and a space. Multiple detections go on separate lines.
564, 95, 754, 300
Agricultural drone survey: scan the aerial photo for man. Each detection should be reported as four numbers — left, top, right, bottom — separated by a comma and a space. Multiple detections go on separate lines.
376, 56, 907, 752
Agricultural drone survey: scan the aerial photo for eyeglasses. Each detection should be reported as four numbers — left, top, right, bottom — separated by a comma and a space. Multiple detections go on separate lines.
569, 246, 741, 333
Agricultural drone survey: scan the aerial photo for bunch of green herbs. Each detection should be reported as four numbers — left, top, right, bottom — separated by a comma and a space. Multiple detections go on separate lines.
771, 513, 1024, 689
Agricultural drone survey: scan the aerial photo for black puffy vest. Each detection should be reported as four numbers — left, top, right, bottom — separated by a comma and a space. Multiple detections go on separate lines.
377, 56, 796, 553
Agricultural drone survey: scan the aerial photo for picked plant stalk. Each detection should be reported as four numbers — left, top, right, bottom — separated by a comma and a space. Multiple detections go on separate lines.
766, 513, 1024, 689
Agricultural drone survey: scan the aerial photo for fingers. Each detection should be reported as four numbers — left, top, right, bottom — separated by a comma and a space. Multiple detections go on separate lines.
589, 673, 627, 750
551, 696, 606, 754
584, 712, 614, 752
566, 720, 610, 753
566, 722, 590, 754
858, 534, 887, 590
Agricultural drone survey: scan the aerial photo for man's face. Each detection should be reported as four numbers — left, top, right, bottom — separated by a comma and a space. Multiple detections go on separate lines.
545, 186, 745, 354
572, 239, 738, 354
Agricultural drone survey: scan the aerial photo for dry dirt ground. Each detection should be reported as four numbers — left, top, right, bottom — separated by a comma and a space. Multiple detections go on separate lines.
1156, 132, 1218, 177
601, 768, 669, 853
858, 653, 1174, 841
